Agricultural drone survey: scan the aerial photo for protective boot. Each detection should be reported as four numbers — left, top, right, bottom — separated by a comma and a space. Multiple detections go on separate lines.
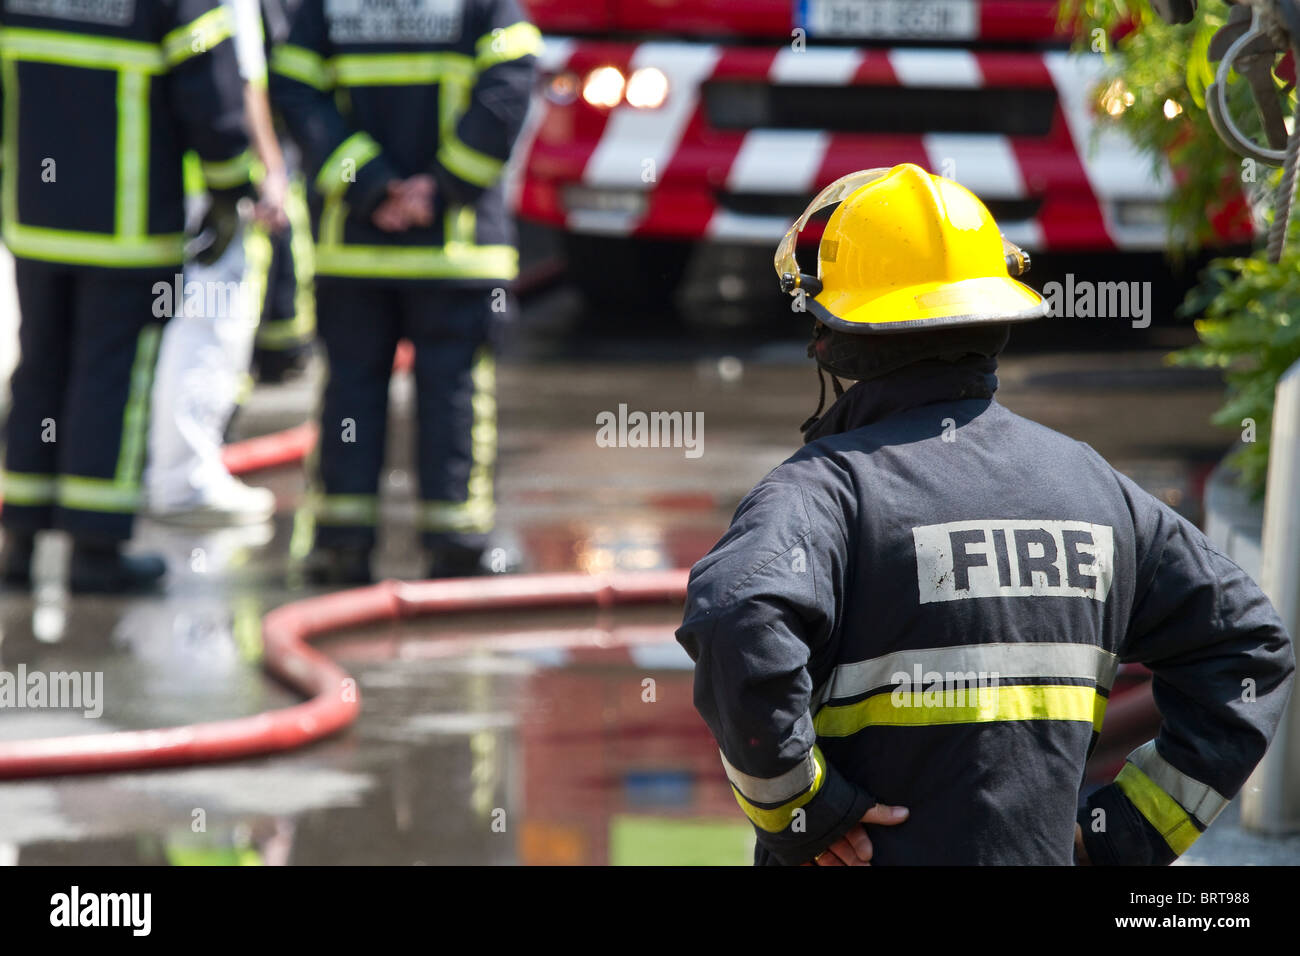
302, 545, 373, 587
426, 541, 489, 579
1, 530, 36, 589
70, 540, 167, 594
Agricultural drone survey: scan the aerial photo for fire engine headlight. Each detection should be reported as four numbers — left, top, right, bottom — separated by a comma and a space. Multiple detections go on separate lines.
544, 71, 579, 105
582, 66, 626, 109
625, 67, 669, 109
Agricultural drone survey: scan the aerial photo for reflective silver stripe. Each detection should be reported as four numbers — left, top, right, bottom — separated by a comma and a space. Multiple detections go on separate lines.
815, 642, 1119, 709
719, 749, 816, 805
1127, 740, 1230, 826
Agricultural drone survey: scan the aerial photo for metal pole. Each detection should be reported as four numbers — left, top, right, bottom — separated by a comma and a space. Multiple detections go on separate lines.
1242, 357, 1300, 832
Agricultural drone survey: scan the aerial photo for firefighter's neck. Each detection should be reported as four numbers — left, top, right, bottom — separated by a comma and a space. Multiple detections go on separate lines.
801, 355, 999, 443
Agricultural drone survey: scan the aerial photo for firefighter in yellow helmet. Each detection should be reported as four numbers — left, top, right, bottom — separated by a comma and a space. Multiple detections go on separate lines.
676, 164, 1293, 866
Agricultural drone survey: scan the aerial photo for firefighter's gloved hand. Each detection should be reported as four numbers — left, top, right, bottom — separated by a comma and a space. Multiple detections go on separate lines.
187, 186, 255, 265
805, 803, 910, 866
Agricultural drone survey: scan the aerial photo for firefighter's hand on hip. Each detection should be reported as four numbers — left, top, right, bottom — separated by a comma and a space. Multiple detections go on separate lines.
1074, 824, 1092, 866
805, 803, 910, 866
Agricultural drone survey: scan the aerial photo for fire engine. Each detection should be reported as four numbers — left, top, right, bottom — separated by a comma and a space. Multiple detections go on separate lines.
510, 1, 1182, 313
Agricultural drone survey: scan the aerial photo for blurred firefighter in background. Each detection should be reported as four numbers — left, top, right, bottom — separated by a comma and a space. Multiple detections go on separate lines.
250, 0, 316, 386
0, 0, 253, 591
270, 0, 539, 584
147, 0, 291, 527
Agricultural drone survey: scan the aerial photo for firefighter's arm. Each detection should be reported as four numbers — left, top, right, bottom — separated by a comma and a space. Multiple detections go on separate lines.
1078, 472, 1295, 865
267, 0, 399, 217
431, 0, 540, 205
163, 0, 256, 203
675, 479, 877, 865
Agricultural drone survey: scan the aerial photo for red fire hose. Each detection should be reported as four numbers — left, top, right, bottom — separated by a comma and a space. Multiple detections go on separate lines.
221, 422, 318, 475
0, 570, 689, 779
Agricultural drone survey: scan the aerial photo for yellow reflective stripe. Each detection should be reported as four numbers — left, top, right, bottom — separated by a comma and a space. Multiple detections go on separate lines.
2, 224, 186, 266
256, 316, 308, 347
315, 132, 382, 199
2, 58, 18, 233
0, 27, 166, 72
2, 471, 57, 506
201, 149, 254, 190
117, 325, 162, 485
438, 134, 504, 188
1115, 762, 1203, 856
319, 195, 346, 248
116, 69, 149, 237
58, 477, 140, 513
733, 746, 826, 833
314, 243, 517, 279
445, 205, 476, 247
439, 69, 471, 138
328, 51, 473, 86
270, 43, 331, 90
314, 494, 379, 526
813, 684, 1106, 738
162, 7, 233, 67
242, 224, 274, 322
419, 499, 494, 533
474, 22, 543, 71
286, 178, 316, 333
1125, 740, 1229, 826
420, 349, 496, 534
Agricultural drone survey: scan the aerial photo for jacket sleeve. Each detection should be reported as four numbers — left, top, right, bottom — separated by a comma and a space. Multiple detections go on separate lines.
431, 0, 539, 205
1078, 470, 1295, 865
267, 0, 400, 216
162, 0, 256, 199
675, 475, 875, 866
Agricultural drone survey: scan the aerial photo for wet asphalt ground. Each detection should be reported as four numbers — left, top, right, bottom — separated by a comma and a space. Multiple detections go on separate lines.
0, 254, 1298, 865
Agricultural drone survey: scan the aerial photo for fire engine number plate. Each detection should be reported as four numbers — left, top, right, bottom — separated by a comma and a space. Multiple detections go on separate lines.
797, 0, 978, 40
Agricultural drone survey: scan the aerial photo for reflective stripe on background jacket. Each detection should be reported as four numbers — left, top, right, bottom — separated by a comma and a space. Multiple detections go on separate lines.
0, 0, 252, 269
676, 357, 1295, 866
267, 0, 539, 285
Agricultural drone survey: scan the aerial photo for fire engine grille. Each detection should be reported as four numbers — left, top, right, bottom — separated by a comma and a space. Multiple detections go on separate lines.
717, 193, 1043, 224
703, 82, 1058, 136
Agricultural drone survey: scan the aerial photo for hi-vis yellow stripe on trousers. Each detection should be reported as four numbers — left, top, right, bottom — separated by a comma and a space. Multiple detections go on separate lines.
58, 325, 162, 514
419, 348, 496, 534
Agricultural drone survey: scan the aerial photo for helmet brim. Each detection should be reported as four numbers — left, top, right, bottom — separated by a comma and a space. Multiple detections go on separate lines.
809, 275, 1048, 334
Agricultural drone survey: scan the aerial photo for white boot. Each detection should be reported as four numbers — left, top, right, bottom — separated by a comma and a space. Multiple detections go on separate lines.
149, 475, 275, 527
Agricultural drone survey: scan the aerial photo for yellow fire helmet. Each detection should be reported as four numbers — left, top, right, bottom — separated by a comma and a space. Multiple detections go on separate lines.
774, 164, 1048, 333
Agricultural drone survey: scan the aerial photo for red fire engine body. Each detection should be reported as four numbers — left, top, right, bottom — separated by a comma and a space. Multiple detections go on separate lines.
510, 0, 1195, 307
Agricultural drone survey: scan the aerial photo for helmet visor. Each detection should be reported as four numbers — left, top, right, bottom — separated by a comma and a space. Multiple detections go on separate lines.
774, 168, 891, 288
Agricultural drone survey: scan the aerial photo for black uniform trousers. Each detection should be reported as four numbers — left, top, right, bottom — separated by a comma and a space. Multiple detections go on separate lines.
3, 260, 166, 541
304, 278, 499, 553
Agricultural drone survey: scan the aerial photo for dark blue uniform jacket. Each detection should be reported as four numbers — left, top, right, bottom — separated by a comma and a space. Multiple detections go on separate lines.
676, 357, 1294, 866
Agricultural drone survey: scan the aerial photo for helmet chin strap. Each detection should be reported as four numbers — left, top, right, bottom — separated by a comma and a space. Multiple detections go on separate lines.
799, 337, 845, 435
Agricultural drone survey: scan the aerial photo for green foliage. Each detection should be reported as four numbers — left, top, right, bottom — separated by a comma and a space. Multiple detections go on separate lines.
1170, 254, 1300, 494
1062, 0, 1300, 497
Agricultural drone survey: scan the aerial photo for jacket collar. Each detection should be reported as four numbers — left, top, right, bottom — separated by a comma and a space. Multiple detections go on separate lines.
802, 356, 999, 443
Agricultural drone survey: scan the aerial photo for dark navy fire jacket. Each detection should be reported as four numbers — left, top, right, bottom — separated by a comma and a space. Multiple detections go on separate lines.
676, 357, 1294, 866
